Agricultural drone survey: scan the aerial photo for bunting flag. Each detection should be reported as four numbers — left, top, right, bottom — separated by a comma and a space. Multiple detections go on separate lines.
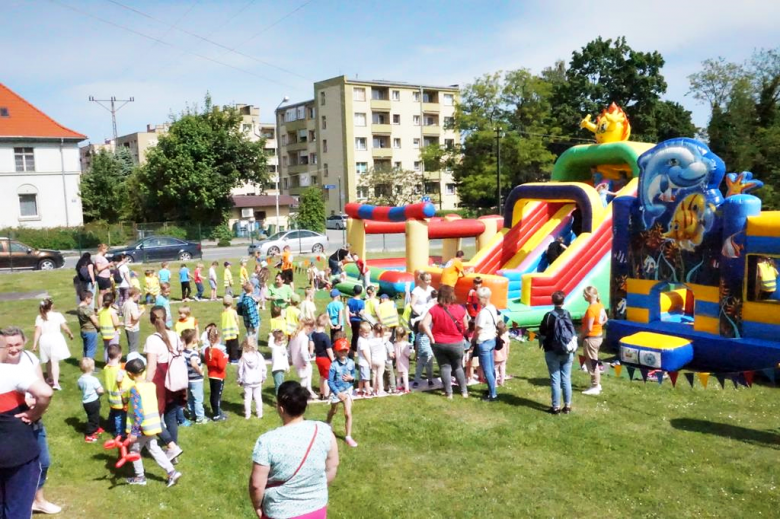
762, 368, 776, 385
655, 371, 664, 385
729, 374, 740, 389
715, 374, 726, 389
697, 372, 710, 389
639, 367, 649, 383
743, 371, 755, 387
684, 372, 695, 388
578, 355, 586, 368
527, 331, 536, 342
627, 366, 636, 381
614, 364, 623, 378
669, 371, 679, 387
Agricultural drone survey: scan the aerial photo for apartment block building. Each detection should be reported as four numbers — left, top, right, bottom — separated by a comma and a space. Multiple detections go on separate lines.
277, 76, 460, 215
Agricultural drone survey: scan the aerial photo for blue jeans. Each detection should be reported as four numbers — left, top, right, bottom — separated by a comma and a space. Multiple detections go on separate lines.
188, 379, 205, 420
414, 334, 434, 383
196, 282, 204, 299
108, 408, 127, 438
545, 350, 573, 408
477, 339, 497, 398
0, 457, 40, 518
33, 423, 50, 490
81, 331, 98, 359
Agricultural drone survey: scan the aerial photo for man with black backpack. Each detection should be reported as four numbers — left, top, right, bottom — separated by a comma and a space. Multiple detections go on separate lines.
538, 290, 577, 415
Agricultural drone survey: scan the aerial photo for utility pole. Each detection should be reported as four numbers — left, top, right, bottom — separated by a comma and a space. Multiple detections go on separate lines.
89, 96, 135, 142
495, 127, 503, 212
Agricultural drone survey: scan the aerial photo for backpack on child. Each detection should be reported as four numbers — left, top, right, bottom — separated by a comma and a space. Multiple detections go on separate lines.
543, 308, 577, 355
159, 333, 189, 392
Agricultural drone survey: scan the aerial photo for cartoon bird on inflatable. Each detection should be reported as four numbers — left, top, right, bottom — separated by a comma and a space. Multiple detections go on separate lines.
580, 102, 631, 144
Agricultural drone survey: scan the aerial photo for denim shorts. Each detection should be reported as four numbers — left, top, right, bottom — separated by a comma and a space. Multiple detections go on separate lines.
359, 364, 370, 381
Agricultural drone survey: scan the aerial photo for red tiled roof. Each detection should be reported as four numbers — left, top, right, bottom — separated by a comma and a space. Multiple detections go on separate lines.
231, 194, 297, 208
0, 83, 86, 140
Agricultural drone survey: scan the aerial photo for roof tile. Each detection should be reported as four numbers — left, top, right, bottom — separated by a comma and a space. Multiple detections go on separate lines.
0, 83, 86, 140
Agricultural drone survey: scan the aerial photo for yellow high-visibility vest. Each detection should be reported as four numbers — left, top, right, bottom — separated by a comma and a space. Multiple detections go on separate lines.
125, 381, 162, 436
285, 306, 300, 334
221, 309, 239, 340
758, 262, 778, 292
98, 307, 115, 341
174, 316, 197, 334
103, 364, 124, 410
379, 301, 399, 327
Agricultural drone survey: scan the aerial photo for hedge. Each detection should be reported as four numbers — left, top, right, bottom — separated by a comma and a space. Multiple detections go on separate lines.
0, 223, 134, 251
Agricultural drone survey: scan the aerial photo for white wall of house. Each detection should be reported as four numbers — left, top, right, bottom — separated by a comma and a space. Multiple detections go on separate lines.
0, 141, 83, 229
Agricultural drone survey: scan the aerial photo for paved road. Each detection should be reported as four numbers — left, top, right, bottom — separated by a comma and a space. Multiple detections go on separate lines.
61, 230, 409, 269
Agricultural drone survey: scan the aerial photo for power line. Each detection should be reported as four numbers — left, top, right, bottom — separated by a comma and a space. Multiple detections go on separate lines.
89, 95, 135, 141
103, 0, 312, 81
48, 0, 293, 88
229, 0, 316, 49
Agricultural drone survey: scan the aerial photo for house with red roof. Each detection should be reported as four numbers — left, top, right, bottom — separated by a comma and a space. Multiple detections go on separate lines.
0, 83, 86, 228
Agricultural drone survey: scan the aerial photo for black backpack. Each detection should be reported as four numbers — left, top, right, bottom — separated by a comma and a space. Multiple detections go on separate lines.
112, 268, 123, 283
551, 309, 576, 355
236, 295, 244, 317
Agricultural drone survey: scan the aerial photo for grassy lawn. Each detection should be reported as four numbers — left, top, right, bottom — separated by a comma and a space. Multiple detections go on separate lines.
1, 261, 778, 518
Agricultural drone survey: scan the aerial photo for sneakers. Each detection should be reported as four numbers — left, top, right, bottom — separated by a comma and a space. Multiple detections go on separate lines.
481, 395, 498, 402
95, 427, 105, 435
547, 406, 561, 415
345, 436, 358, 448
412, 381, 419, 388
179, 419, 193, 427
166, 445, 183, 462
428, 380, 435, 387
126, 476, 147, 486
562, 406, 572, 414
167, 471, 182, 488
31, 500, 62, 514
195, 417, 210, 425
52, 384, 62, 391
582, 385, 602, 396
84, 434, 98, 443
213, 414, 228, 422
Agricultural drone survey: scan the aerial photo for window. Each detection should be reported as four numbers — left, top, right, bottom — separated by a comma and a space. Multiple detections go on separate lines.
425, 116, 436, 126
443, 93, 454, 106
321, 115, 327, 130
373, 136, 388, 149
19, 194, 38, 217
268, 165, 277, 173
392, 114, 400, 125
445, 138, 455, 149
413, 91, 421, 102
284, 108, 296, 122
283, 178, 288, 190
309, 130, 316, 142
393, 138, 401, 149
372, 112, 387, 124
394, 161, 402, 169
324, 163, 329, 177
356, 162, 368, 174
355, 137, 367, 150
323, 139, 328, 153
413, 115, 421, 126
298, 129, 308, 143
423, 137, 437, 147
14, 148, 34, 172
242, 123, 252, 132
0, 107, 9, 117
354, 113, 367, 126
424, 182, 440, 194
357, 186, 369, 199
308, 107, 316, 119
414, 161, 422, 172
310, 153, 318, 165
446, 183, 456, 195
282, 134, 288, 146
353, 87, 366, 101
444, 116, 454, 127
423, 92, 433, 103
320, 91, 326, 106
413, 138, 420, 149
371, 89, 387, 101
391, 90, 400, 101
296, 106, 305, 120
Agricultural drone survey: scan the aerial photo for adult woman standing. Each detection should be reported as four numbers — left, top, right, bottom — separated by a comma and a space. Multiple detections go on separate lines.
581, 286, 607, 396
93, 244, 113, 308
472, 287, 499, 402
1, 326, 60, 515
74, 253, 95, 306
143, 306, 184, 461
539, 291, 575, 414
420, 285, 469, 399
268, 273, 294, 311
32, 298, 73, 391
249, 381, 338, 519
409, 271, 433, 339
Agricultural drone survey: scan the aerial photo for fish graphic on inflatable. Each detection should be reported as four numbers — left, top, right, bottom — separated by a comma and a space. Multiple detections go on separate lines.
663, 193, 712, 251
580, 102, 631, 144
721, 232, 744, 259
638, 138, 725, 228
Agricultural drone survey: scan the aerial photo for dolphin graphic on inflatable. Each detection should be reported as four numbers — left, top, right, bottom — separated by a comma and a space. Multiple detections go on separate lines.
637, 138, 724, 228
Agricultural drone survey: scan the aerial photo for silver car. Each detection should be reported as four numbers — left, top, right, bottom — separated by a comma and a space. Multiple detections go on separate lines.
247, 230, 328, 256
326, 214, 348, 230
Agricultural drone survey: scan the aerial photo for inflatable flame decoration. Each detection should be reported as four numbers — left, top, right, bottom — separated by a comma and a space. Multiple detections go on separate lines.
580, 102, 631, 144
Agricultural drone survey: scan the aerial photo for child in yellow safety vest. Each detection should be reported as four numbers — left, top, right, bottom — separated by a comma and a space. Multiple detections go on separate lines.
285, 293, 302, 335
144, 270, 160, 305
124, 358, 182, 487
378, 294, 399, 341
104, 344, 132, 438
757, 257, 778, 300
221, 295, 241, 363
269, 306, 286, 336
174, 305, 200, 339
97, 293, 121, 363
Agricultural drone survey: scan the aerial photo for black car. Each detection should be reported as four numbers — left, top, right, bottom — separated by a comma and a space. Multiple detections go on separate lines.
0, 238, 65, 270
108, 236, 202, 264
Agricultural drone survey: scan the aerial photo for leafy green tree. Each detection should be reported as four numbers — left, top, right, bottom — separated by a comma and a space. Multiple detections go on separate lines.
134, 95, 269, 224
293, 187, 326, 233
79, 149, 129, 223
357, 167, 425, 206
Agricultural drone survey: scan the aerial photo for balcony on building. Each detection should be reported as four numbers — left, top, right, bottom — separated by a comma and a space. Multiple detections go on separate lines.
371, 111, 392, 134
370, 87, 391, 111
373, 159, 392, 172
284, 118, 307, 132
422, 90, 440, 113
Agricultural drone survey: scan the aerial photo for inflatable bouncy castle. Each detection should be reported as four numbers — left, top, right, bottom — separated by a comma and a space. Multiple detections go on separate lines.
608, 138, 780, 372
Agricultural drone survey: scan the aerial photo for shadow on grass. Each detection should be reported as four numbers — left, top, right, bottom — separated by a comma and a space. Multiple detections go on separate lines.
495, 393, 549, 412
515, 376, 551, 388
64, 416, 85, 436
670, 418, 780, 448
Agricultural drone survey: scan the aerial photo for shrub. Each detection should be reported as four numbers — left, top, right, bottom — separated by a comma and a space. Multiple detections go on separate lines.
161, 225, 188, 240
434, 208, 477, 219
210, 223, 233, 247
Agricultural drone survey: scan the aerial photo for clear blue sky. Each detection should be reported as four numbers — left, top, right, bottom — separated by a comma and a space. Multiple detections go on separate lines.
6, 0, 779, 144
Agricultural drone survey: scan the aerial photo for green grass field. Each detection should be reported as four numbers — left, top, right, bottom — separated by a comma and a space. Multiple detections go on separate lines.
1, 262, 778, 518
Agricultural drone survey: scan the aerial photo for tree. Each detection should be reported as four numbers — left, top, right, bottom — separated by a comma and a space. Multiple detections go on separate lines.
293, 187, 326, 233
134, 95, 269, 224
357, 167, 425, 206
551, 36, 695, 141
79, 149, 129, 223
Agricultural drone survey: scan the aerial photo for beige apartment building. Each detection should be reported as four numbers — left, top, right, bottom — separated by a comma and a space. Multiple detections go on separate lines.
277, 76, 460, 215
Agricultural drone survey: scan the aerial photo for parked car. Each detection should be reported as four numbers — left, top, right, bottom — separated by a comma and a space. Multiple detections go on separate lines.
0, 238, 65, 270
326, 214, 348, 230
248, 230, 328, 257
108, 236, 202, 264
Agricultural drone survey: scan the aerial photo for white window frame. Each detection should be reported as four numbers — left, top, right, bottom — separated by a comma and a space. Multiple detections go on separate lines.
14, 147, 35, 172
413, 138, 420, 149
414, 161, 422, 172
413, 115, 421, 126
391, 90, 400, 101
413, 91, 421, 102
443, 93, 454, 106
354, 112, 367, 127
446, 183, 456, 195
18, 193, 38, 218
392, 114, 400, 125
355, 137, 367, 151
355, 162, 368, 174
353, 87, 366, 102
321, 115, 327, 130
392, 138, 401, 149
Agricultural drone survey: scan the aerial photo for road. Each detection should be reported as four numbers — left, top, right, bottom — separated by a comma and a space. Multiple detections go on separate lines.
62, 230, 409, 269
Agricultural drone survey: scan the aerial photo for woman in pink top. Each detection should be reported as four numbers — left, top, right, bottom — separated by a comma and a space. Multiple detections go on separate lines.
93, 244, 113, 308
420, 285, 469, 399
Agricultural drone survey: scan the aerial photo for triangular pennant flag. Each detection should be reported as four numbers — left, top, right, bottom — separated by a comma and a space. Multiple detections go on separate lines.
656, 371, 664, 385
528, 331, 536, 342
669, 371, 679, 387
627, 366, 636, 381
698, 372, 710, 389
684, 372, 695, 388
578, 355, 586, 368
715, 374, 726, 389
744, 371, 755, 387
729, 374, 740, 389
640, 367, 649, 383
762, 368, 776, 385
614, 364, 623, 378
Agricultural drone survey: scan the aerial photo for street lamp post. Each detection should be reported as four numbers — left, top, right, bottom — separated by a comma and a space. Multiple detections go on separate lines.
249, 216, 256, 246
275, 96, 290, 233
495, 127, 504, 212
